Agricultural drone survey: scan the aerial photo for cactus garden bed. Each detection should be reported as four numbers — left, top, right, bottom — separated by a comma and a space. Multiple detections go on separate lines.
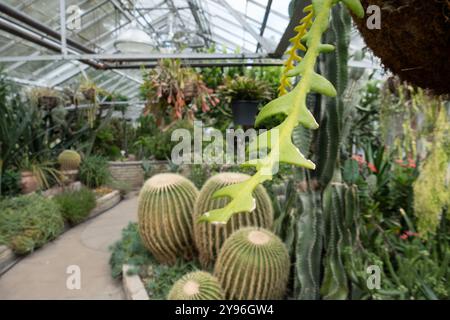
0, 187, 122, 275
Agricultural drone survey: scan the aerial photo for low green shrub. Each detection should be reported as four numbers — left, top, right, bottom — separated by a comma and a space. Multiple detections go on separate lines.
109, 223, 200, 300
54, 188, 96, 225
79, 155, 111, 188
0, 194, 64, 254
0, 169, 21, 197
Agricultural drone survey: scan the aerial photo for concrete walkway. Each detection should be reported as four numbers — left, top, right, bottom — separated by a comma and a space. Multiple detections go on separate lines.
0, 195, 138, 300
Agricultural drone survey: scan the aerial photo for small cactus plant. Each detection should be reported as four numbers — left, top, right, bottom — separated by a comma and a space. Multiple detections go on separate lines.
167, 271, 225, 300
138, 173, 199, 265
57, 150, 81, 171
194, 172, 273, 268
214, 227, 290, 300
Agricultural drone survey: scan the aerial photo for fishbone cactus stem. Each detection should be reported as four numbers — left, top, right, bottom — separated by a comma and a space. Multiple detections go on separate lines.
199, 0, 364, 225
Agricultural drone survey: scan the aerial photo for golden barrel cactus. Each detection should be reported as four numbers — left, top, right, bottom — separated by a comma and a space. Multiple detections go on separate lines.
167, 271, 225, 300
138, 173, 199, 265
214, 227, 290, 300
57, 150, 81, 171
193, 172, 273, 268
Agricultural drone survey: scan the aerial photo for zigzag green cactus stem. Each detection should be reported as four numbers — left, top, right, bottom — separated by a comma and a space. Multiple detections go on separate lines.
167, 271, 225, 300
57, 150, 81, 171
137, 173, 199, 265
320, 182, 349, 299
296, 191, 323, 300
193, 173, 273, 268
214, 227, 290, 300
199, 0, 364, 225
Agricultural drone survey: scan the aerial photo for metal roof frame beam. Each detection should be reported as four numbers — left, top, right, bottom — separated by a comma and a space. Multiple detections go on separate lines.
212, 0, 274, 53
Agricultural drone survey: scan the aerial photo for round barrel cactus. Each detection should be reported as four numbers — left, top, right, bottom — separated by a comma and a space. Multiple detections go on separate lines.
214, 227, 290, 300
194, 172, 273, 268
138, 173, 199, 265
57, 150, 81, 171
167, 271, 225, 300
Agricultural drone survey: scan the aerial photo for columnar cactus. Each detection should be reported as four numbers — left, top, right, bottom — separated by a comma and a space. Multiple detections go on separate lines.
167, 271, 225, 300
214, 227, 290, 300
193, 173, 273, 268
138, 173, 199, 265
57, 150, 81, 171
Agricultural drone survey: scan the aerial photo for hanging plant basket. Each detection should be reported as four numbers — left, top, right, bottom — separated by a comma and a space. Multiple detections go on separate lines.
82, 88, 96, 101
38, 96, 59, 110
230, 100, 260, 126
183, 81, 198, 103
352, 0, 450, 94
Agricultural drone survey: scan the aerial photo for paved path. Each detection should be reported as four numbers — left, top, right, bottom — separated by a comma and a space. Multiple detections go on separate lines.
0, 195, 138, 300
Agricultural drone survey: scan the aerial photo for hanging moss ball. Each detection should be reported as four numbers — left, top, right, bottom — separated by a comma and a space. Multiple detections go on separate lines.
352, 0, 450, 94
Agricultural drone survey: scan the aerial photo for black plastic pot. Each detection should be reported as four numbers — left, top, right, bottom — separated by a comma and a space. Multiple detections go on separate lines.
230, 100, 260, 126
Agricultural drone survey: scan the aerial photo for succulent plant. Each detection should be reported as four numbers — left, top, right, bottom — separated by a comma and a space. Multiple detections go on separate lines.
214, 227, 290, 300
57, 150, 81, 171
138, 173, 199, 265
193, 172, 273, 268
167, 271, 225, 300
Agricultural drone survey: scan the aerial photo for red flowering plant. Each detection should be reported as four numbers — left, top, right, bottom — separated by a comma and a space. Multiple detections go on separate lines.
141, 59, 218, 129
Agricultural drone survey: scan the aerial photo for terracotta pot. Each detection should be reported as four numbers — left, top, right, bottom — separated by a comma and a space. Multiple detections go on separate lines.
61, 170, 79, 185
20, 171, 39, 194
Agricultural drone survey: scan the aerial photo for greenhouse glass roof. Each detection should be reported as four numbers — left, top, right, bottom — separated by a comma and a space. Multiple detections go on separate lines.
0, 0, 380, 102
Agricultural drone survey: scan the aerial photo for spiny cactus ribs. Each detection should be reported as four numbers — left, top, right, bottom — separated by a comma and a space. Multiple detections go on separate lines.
57, 150, 81, 171
214, 227, 290, 300
193, 173, 273, 268
167, 271, 225, 300
138, 173, 199, 265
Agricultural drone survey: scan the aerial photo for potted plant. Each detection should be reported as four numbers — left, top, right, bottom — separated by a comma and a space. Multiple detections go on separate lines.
218, 76, 272, 126
19, 157, 62, 194
29, 87, 60, 110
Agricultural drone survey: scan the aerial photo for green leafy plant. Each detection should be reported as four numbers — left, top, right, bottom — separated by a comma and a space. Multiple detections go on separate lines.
167, 271, 225, 300
19, 157, 62, 190
79, 155, 111, 188
0, 194, 64, 254
218, 76, 272, 103
109, 222, 201, 300
0, 169, 21, 197
54, 188, 96, 225
199, 0, 365, 224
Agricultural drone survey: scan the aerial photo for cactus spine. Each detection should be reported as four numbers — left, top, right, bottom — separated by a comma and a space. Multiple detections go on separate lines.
214, 227, 290, 300
194, 173, 273, 268
57, 150, 81, 171
167, 271, 225, 300
138, 173, 199, 265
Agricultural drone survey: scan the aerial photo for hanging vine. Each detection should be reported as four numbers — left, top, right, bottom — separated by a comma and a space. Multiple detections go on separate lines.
199, 0, 364, 224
